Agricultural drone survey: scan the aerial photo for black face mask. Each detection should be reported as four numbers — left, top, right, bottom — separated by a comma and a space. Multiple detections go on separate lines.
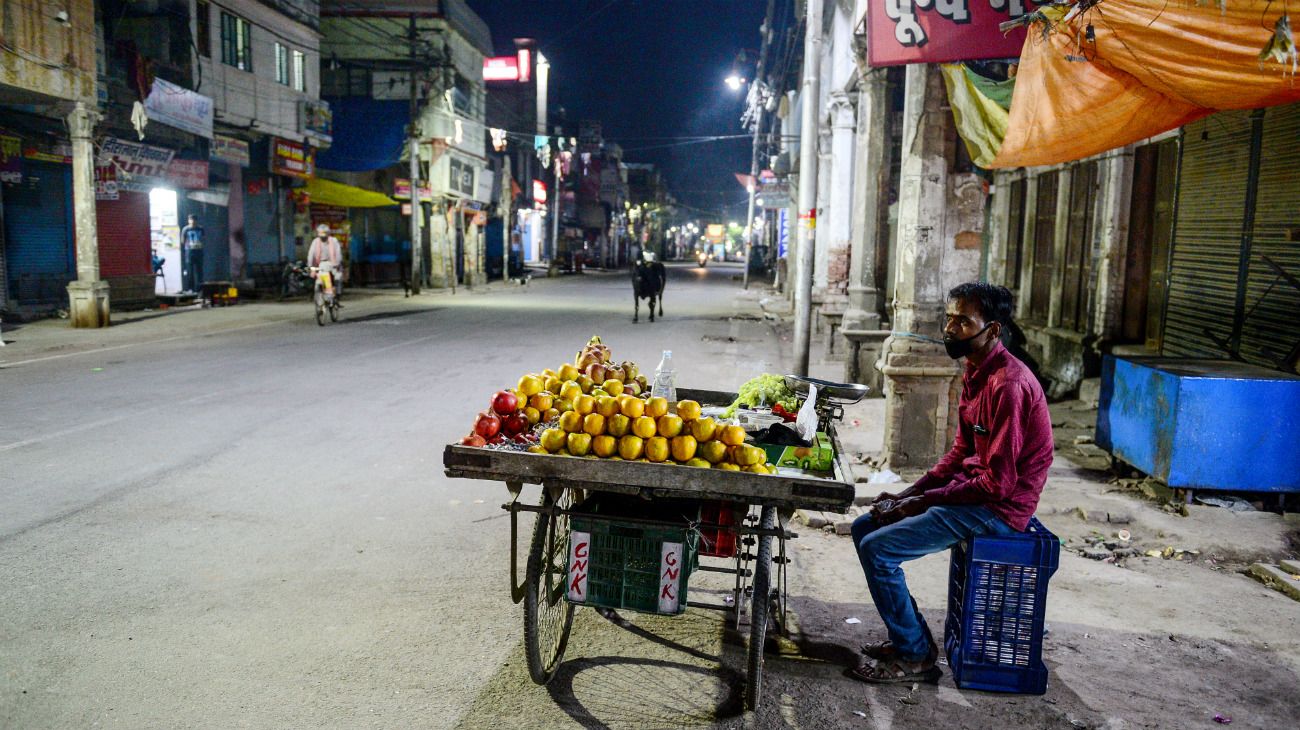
943, 322, 993, 360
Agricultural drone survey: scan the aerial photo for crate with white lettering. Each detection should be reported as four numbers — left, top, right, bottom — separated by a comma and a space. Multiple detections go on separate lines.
566, 516, 699, 616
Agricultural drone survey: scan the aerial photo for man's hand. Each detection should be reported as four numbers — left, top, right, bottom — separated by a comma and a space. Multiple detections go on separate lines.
872, 490, 902, 505
874, 496, 927, 526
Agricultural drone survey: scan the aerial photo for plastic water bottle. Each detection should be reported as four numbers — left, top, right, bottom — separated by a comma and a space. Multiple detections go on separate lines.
652, 350, 677, 402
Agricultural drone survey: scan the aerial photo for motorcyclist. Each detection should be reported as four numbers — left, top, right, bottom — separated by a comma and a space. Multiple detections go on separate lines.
306, 223, 344, 304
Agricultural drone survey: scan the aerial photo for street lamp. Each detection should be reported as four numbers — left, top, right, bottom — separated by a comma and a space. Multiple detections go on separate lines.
725, 74, 746, 91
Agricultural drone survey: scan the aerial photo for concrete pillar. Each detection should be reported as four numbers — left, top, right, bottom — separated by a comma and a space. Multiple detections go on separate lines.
430, 206, 449, 288
1090, 147, 1135, 339
842, 67, 891, 391
878, 65, 962, 469
65, 103, 109, 328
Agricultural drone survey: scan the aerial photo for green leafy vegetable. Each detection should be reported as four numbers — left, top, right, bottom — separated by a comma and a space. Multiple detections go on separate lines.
723, 374, 798, 418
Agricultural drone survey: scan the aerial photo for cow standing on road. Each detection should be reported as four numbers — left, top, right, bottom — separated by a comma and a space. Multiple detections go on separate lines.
632, 254, 666, 323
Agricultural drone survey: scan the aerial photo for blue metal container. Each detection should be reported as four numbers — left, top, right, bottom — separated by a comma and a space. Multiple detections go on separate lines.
1096, 356, 1300, 493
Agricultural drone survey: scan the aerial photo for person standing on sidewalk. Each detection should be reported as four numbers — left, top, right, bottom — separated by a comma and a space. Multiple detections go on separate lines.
180, 215, 204, 294
847, 282, 1054, 684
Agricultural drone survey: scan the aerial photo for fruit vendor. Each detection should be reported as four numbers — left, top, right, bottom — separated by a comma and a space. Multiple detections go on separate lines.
846, 282, 1053, 685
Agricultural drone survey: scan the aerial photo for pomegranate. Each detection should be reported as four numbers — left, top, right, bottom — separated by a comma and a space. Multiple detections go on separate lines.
474, 411, 502, 439
502, 411, 529, 435
460, 433, 486, 447
491, 390, 519, 415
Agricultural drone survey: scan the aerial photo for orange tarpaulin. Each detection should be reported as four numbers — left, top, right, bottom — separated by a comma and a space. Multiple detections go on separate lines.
991, 0, 1300, 169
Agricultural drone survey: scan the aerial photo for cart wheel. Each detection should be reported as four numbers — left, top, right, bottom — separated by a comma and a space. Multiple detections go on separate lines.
745, 505, 776, 711
524, 489, 576, 685
329, 300, 339, 322
314, 291, 325, 326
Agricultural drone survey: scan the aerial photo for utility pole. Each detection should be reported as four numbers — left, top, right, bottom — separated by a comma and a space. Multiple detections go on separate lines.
743, 0, 776, 291
550, 152, 561, 274
407, 15, 424, 295
792, 0, 823, 376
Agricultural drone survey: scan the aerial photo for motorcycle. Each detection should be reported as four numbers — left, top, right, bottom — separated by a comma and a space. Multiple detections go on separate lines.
696, 250, 708, 268
311, 264, 341, 326
280, 260, 313, 299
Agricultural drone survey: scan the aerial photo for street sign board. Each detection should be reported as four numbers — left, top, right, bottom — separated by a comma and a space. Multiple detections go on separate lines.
865, 1, 1035, 67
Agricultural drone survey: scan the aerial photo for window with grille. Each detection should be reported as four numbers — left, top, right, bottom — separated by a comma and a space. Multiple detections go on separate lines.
220, 13, 252, 72
292, 50, 305, 91
274, 43, 289, 85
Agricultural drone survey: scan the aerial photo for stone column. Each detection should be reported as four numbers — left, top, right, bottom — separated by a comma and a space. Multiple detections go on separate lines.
877, 65, 962, 469
841, 67, 892, 391
65, 103, 110, 328
825, 90, 856, 295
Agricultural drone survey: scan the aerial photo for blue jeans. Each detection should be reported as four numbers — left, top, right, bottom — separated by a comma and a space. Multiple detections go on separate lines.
183, 248, 204, 293
851, 505, 1015, 661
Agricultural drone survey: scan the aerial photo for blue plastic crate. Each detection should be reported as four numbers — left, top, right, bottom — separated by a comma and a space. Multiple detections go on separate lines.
944, 517, 1060, 694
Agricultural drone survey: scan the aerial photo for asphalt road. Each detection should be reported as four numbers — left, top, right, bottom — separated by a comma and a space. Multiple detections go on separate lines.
8, 264, 1300, 730
1, 262, 801, 728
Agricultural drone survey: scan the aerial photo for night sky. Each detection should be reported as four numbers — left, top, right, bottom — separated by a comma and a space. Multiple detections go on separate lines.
466, 0, 769, 219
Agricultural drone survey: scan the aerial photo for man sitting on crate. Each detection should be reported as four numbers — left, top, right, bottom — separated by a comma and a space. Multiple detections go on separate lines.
847, 282, 1053, 685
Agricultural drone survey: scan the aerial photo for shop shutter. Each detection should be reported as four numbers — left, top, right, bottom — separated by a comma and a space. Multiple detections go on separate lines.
1241, 103, 1300, 371
242, 177, 281, 265
1162, 111, 1254, 359
97, 191, 151, 277
2, 162, 72, 305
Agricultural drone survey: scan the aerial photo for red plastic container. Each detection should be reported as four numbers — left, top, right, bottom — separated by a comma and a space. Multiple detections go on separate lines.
698, 501, 740, 558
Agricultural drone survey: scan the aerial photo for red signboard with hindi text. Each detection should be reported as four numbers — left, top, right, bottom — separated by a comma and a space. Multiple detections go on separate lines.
865, 0, 1035, 67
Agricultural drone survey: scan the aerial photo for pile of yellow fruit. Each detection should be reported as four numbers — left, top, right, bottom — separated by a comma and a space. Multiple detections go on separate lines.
502, 337, 776, 473
530, 395, 775, 473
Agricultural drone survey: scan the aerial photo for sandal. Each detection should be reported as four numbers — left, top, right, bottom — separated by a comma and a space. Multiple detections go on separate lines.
859, 640, 897, 661
843, 659, 942, 685
859, 639, 939, 663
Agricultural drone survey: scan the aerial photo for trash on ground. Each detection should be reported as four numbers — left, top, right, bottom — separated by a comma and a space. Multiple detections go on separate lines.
852, 710, 867, 717
867, 469, 901, 484
1194, 494, 1256, 512
1213, 714, 1232, 724
844, 617, 861, 624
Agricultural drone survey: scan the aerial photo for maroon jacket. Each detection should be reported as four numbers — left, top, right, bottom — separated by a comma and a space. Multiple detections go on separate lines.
917, 341, 1053, 531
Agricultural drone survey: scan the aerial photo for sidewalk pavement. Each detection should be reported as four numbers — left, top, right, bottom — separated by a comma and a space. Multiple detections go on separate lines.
732, 283, 1300, 728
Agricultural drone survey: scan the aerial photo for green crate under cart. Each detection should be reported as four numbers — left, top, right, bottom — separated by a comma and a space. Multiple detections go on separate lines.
566, 516, 699, 616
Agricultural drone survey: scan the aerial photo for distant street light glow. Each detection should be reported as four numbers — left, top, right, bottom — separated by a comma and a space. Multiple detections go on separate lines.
725, 74, 745, 91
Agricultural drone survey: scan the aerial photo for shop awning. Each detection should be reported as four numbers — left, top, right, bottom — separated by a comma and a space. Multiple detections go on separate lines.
304, 177, 398, 208
989, 0, 1300, 169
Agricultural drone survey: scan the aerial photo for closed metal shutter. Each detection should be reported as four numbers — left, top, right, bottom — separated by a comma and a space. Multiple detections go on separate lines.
2, 161, 72, 305
242, 177, 280, 265
1162, 111, 1255, 358
1242, 104, 1300, 371
97, 191, 151, 278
